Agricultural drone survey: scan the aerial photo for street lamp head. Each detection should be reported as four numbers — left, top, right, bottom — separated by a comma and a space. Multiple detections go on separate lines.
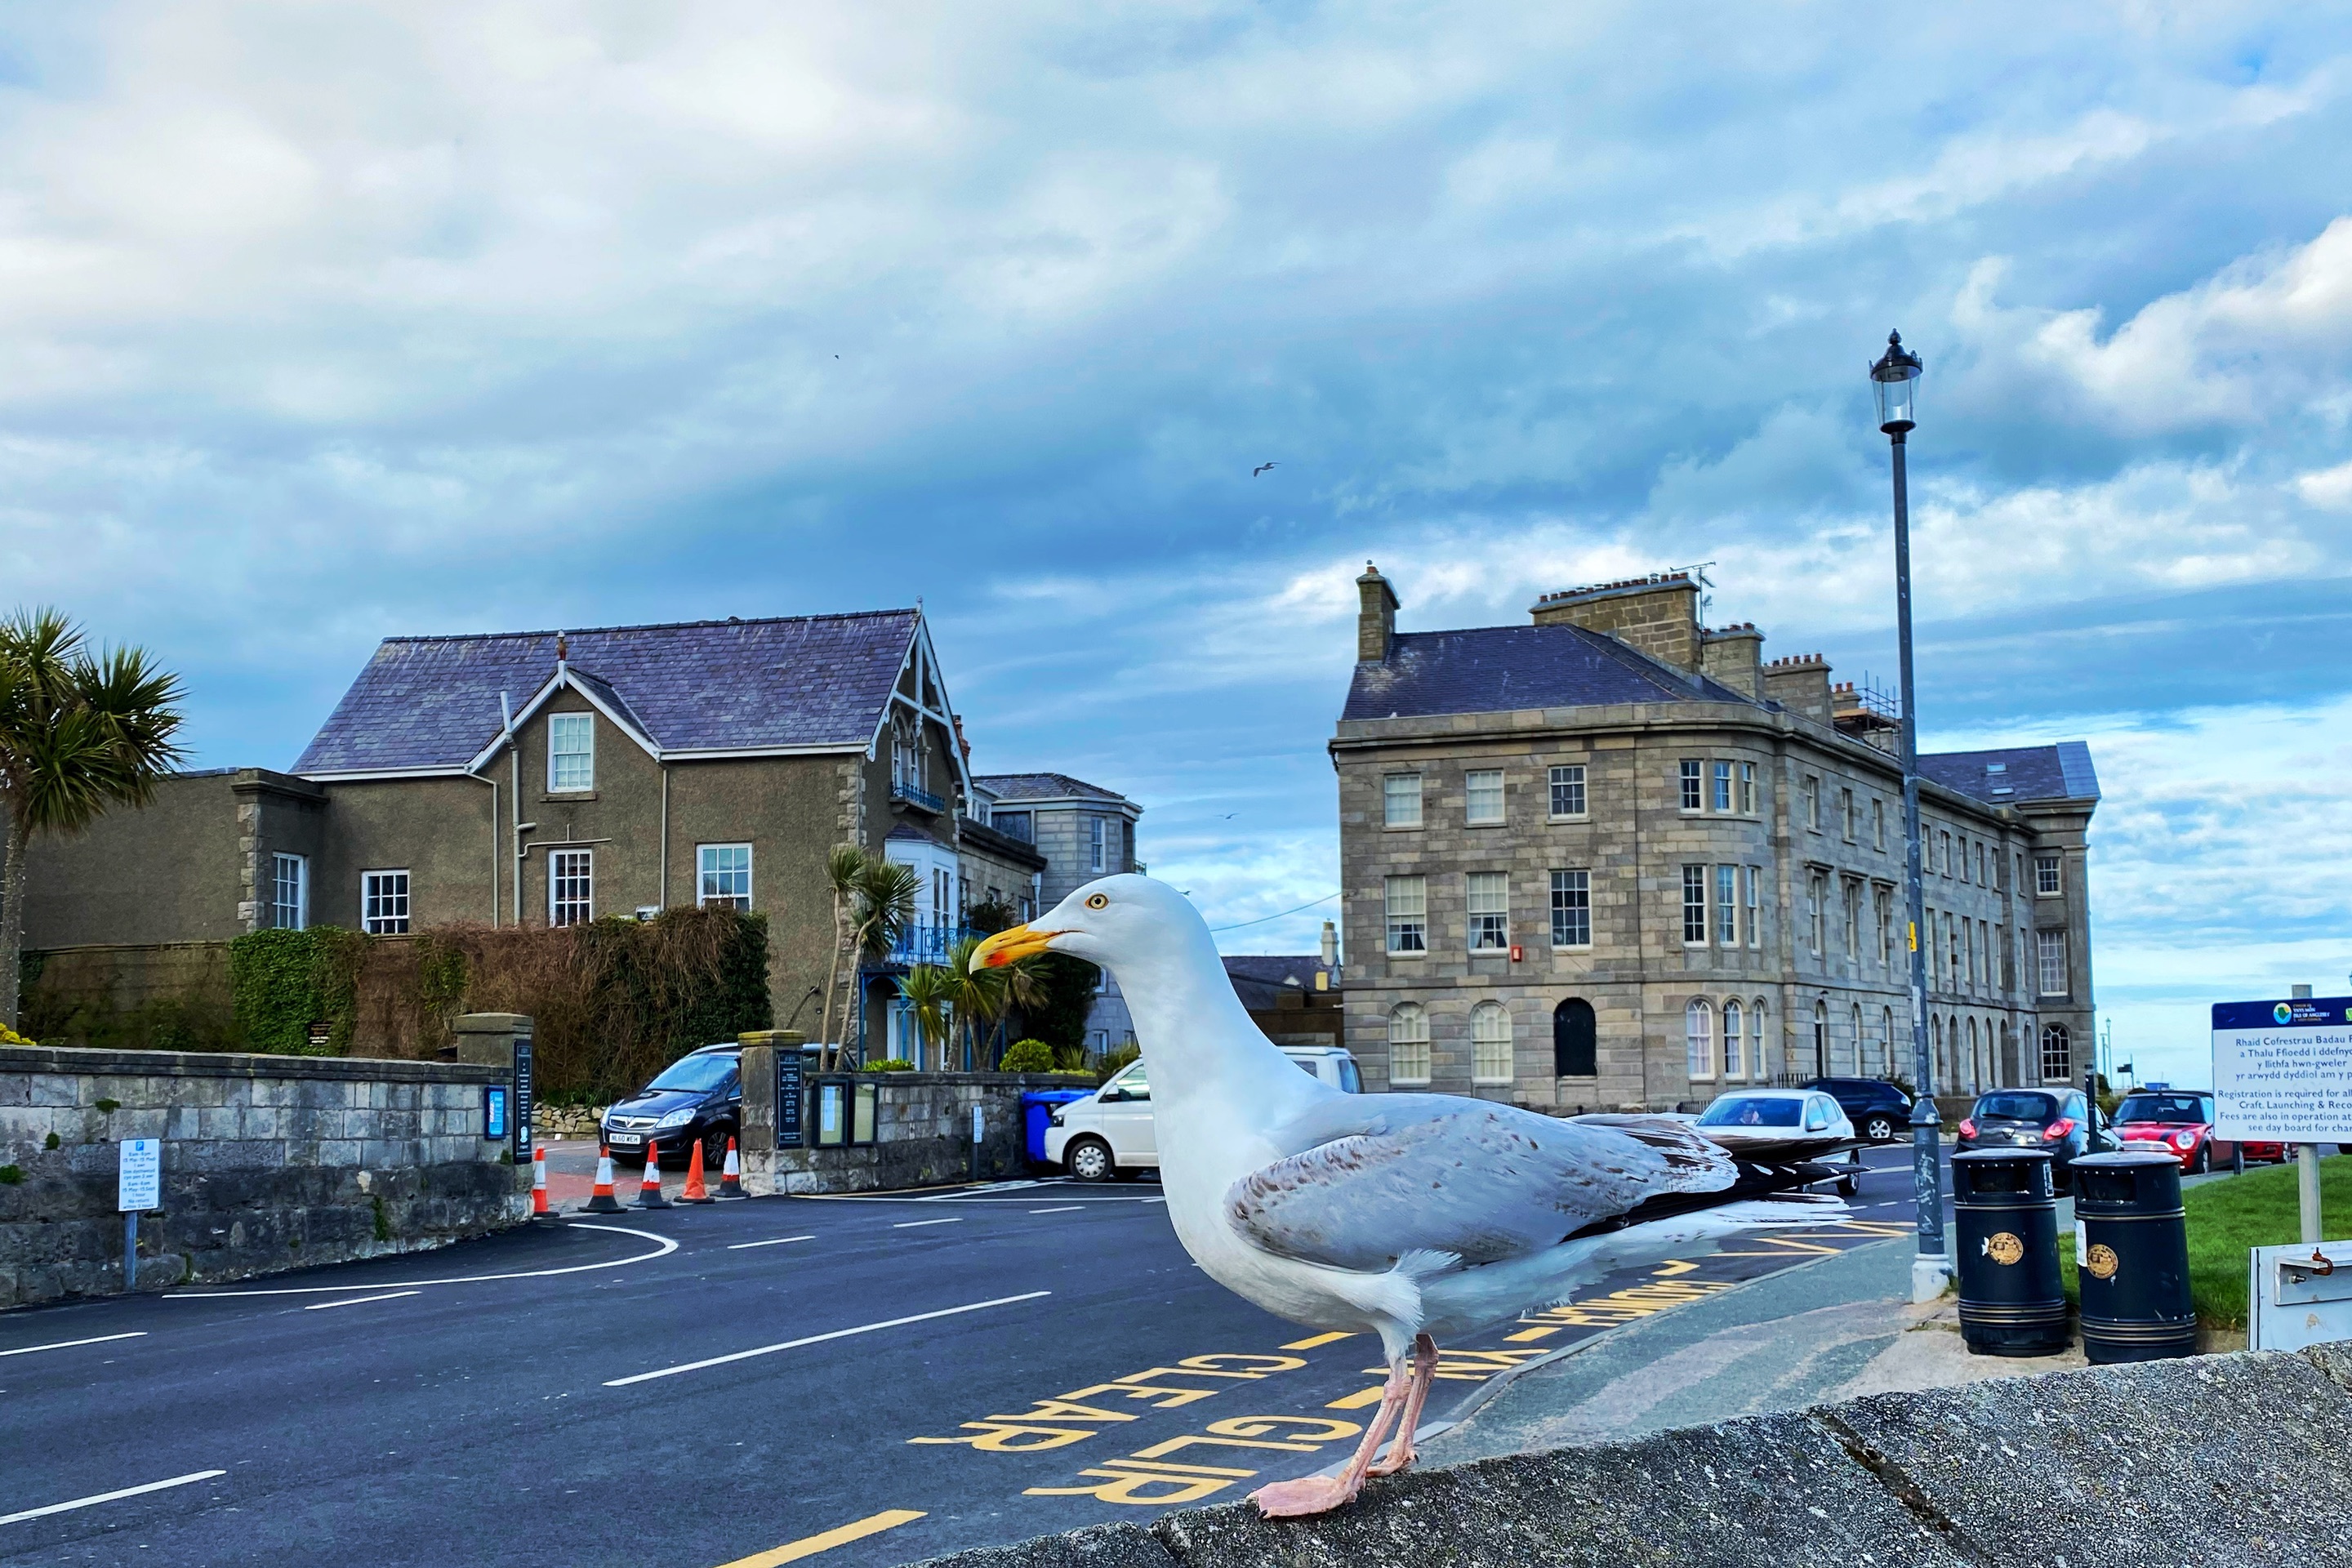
1870, 329, 1923, 434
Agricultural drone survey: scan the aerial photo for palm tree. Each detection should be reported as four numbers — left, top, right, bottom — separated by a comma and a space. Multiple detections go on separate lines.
815, 844, 866, 1068
893, 963, 957, 1071
944, 933, 1049, 1068
842, 857, 919, 1067
0, 609, 186, 1027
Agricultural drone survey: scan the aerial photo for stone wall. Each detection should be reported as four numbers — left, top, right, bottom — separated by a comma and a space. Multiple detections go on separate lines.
914, 1339, 2352, 1566
739, 1058, 1095, 1194
0, 1044, 527, 1307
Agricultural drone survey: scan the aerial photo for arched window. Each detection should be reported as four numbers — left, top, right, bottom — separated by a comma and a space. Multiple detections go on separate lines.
1851, 1004, 1864, 1076
2040, 1022, 2071, 1083
1750, 998, 1768, 1080
1811, 1000, 1828, 1077
1686, 1000, 1716, 1080
1966, 1017, 1980, 1091
1552, 998, 1597, 1078
1471, 1001, 1514, 1085
1722, 1000, 1744, 1079
1931, 1015, 1944, 1085
1882, 1007, 1896, 1079
1388, 1004, 1431, 1086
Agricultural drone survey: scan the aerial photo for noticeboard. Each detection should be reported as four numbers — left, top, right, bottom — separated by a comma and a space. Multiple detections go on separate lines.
774, 1049, 804, 1148
2212, 997, 2352, 1142
118, 1138, 161, 1212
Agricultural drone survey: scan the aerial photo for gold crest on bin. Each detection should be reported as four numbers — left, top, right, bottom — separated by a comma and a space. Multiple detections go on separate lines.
2086, 1243, 2120, 1280
1984, 1232, 2025, 1266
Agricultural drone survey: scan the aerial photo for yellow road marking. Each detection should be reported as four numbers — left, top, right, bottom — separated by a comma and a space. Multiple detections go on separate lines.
716, 1510, 924, 1567
1504, 1325, 1558, 1342
1325, 1383, 1389, 1410
1281, 1330, 1354, 1350
1652, 1258, 1700, 1276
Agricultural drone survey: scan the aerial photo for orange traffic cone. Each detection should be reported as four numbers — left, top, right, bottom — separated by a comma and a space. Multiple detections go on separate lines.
586, 1147, 625, 1214
679, 1138, 715, 1204
635, 1145, 670, 1209
717, 1137, 745, 1200
531, 1144, 550, 1216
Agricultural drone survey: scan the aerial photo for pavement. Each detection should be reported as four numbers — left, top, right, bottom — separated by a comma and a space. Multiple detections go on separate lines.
0, 1140, 1949, 1568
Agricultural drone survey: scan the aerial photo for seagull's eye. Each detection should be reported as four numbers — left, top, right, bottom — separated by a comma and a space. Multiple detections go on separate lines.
1085, 893, 1110, 910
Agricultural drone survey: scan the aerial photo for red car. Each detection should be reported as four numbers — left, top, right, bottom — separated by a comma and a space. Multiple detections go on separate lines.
2111, 1089, 2283, 1172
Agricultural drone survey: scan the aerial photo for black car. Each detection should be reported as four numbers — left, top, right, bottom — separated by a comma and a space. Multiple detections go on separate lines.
1956, 1088, 2113, 1181
600, 1045, 742, 1169
1803, 1076, 1914, 1143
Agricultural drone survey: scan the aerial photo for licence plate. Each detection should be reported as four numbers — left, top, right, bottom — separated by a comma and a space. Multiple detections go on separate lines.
608, 1133, 642, 1146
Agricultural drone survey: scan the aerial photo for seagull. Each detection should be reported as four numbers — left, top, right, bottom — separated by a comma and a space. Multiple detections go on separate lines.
1252, 461, 1277, 477
973, 875, 1849, 1517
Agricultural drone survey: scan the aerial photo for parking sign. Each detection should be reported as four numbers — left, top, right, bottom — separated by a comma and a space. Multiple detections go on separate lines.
118, 1138, 161, 1212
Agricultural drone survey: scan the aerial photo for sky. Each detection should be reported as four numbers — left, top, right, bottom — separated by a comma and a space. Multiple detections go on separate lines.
2, 3, 2350, 1085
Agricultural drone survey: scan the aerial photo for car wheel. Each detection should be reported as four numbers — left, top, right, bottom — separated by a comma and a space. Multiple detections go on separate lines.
702, 1125, 730, 1174
1837, 1174, 1860, 1198
1066, 1138, 1115, 1183
2189, 1143, 2210, 1174
1864, 1116, 1895, 1143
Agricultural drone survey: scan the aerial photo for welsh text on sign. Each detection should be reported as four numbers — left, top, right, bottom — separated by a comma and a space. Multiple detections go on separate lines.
118, 1138, 161, 1212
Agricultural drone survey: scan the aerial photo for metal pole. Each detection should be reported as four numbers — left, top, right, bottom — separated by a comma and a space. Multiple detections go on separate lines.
2300, 1143, 2323, 1245
1891, 430, 1948, 1303
124, 1211, 137, 1293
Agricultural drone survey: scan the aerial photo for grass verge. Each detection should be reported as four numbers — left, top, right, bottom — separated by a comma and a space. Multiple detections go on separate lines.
2058, 1154, 2350, 1328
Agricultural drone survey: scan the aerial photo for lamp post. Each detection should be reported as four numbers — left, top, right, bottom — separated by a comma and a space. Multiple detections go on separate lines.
1870, 329, 1947, 1304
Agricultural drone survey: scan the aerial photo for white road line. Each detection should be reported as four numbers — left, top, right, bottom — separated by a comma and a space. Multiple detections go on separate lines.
726, 1236, 817, 1250
892, 1218, 964, 1229
604, 1291, 1052, 1387
0, 1469, 226, 1527
1028, 1206, 1085, 1215
303, 1290, 421, 1311
166, 1223, 678, 1298
0, 1331, 147, 1359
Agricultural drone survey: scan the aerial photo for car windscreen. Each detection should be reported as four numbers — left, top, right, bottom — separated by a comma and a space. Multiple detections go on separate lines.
1975, 1091, 2057, 1121
647, 1054, 737, 1094
1338, 1058, 1362, 1094
2116, 1094, 2207, 1124
1696, 1096, 1802, 1128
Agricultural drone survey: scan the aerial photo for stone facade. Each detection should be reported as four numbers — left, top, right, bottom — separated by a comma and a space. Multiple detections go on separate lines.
1334, 566, 2099, 1111
970, 773, 1146, 1049
0, 1044, 526, 1307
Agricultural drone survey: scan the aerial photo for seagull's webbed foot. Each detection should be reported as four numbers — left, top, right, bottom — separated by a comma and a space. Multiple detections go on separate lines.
1250, 1344, 1414, 1518
1365, 1332, 1439, 1477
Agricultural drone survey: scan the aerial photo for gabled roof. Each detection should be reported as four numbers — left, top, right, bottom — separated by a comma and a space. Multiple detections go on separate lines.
1223, 955, 1339, 1009
1918, 742, 2100, 805
1342, 624, 1753, 721
973, 772, 1134, 807
296, 612, 920, 777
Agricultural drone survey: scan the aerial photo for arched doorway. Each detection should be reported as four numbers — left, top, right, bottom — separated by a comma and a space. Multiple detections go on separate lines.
1812, 1000, 1829, 1077
1552, 999, 1597, 1078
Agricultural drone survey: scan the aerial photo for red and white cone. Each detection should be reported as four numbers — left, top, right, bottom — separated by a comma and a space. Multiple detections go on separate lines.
586, 1147, 625, 1214
717, 1137, 745, 1200
635, 1143, 670, 1209
531, 1144, 550, 1216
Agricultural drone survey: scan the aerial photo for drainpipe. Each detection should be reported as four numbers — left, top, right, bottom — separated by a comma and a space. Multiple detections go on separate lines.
501, 692, 524, 923
658, 763, 670, 911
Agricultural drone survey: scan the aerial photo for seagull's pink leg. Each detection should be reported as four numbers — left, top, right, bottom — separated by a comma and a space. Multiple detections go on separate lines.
1366, 1333, 1439, 1477
1248, 1353, 1410, 1517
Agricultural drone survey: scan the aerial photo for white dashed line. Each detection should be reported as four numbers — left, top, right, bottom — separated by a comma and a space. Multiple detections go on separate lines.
727, 1236, 817, 1250
1028, 1206, 1085, 1215
0, 1470, 226, 1527
0, 1331, 146, 1358
892, 1218, 964, 1229
304, 1290, 421, 1311
604, 1292, 1051, 1386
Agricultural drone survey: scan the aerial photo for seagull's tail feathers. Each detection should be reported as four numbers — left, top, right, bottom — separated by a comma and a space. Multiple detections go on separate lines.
1572, 1113, 1740, 1193
1392, 1247, 1463, 1281
1541, 1192, 1851, 1303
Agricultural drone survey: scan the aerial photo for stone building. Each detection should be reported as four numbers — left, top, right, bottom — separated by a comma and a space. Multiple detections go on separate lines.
1333, 565, 2099, 1111
969, 772, 1145, 1049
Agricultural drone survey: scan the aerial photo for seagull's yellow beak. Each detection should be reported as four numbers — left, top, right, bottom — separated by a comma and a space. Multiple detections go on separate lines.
970, 923, 1063, 970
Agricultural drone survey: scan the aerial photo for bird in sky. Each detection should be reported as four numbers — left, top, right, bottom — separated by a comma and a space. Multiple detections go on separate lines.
973, 876, 1849, 1517
1252, 461, 1277, 477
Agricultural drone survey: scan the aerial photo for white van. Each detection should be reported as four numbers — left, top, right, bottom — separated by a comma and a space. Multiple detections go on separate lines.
1044, 1045, 1361, 1181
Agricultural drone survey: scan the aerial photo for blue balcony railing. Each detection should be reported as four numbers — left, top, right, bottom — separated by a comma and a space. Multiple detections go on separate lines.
891, 779, 946, 814
887, 924, 976, 967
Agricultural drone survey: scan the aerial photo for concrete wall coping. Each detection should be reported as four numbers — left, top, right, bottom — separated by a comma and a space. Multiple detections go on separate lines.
850, 1071, 1100, 1088
0, 1044, 506, 1085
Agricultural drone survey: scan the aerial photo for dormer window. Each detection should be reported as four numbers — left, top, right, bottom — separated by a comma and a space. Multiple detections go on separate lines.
549, 713, 594, 792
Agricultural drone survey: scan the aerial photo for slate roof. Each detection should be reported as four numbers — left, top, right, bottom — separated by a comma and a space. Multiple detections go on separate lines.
295, 611, 919, 775
1342, 625, 1753, 721
1918, 742, 2100, 805
973, 772, 1132, 805
1223, 955, 1339, 1009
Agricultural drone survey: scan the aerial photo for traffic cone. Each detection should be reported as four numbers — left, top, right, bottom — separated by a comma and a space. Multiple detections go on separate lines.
635, 1144, 670, 1209
531, 1144, 550, 1216
717, 1138, 745, 1200
586, 1146, 625, 1214
679, 1138, 715, 1204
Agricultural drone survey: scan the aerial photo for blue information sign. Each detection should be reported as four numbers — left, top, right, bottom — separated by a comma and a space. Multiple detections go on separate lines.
2212, 996, 2352, 1141
483, 1085, 510, 1141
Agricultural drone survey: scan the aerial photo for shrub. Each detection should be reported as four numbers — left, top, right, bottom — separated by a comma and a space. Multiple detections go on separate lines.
1093, 1044, 1142, 1083
1027, 954, 1100, 1052
228, 927, 366, 1055
862, 1058, 915, 1073
999, 1038, 1054, 1073
0, 1165, 20, 1185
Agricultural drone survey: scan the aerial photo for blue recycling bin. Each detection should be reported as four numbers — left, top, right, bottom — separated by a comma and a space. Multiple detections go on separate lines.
1022, 1089, 1094, 1165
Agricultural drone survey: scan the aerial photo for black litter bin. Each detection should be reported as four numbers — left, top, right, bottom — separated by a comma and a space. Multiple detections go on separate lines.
1951, 1149, 2069, 1356
2073, 1150, 2197, 1364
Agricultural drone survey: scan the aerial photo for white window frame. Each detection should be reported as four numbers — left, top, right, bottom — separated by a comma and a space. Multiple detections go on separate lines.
1873, 798, 1886, 852
1548, 764, 1586, 820
1089, 817, 1106, 873
1802, 775, 1820, 831
1715, 865, 1737, 946
1843, 878, 1860, 960
2037, 929, 2067, 996
550, 848, 595, 927
1685, 999, 1716, 1080
1723, 999, 1744, 1079
360, 869, 410, 935
1807, 873, 1826, 956
1467, 872, 1509, 951
548, 712, 595, 793
1750, 998, 1769, 1079
1745, 865, 1762, 948
697, 844, 752, 911
1840, 786, 1855, 843
1550, 869, 1591, 949
1682, 865, 1708, 945
1712, 761, 1733, 813
2035, 853, 2062, 897
1384, 875, 1428, 955
1738, 762, 1756, 816
1678, 759, 1703, 813
1388, 1003, 1432, 1086
1470, 1000, 1513, 1085
1464, 769, 1505, 826
2039, 1022, 2071, 1083
1383, 773, 1423, 828
271, 853, 309, 932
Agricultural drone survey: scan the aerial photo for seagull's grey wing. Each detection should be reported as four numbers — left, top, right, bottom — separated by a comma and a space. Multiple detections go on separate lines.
1224, 1098, 1736, 1272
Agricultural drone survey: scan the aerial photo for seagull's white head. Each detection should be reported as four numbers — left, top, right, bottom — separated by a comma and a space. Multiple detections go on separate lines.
967, 873, 1205, 975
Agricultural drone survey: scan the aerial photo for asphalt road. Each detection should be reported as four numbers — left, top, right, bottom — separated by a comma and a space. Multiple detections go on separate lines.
0, 1144, 1947, 1568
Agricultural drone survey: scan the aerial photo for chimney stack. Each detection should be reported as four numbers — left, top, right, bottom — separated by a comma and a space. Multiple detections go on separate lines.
1529, 573, 1702, 670
1356, 562, 1399, 662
